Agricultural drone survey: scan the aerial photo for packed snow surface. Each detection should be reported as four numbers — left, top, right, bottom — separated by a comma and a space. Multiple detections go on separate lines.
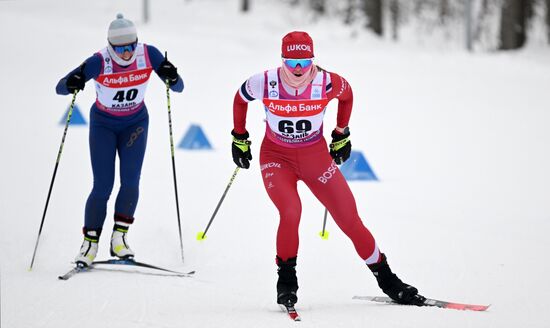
1, 1, 549, 327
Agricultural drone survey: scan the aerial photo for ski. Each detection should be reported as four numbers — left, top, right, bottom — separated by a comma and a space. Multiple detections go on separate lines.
280, 303, 301, 321
93, 258, 195, 277
353, 295, 490, 312
58, 264, 89, 280
58, 258, 195, 280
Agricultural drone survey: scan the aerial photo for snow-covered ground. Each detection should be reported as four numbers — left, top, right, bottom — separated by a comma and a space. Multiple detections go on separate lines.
1, 0, 550, 327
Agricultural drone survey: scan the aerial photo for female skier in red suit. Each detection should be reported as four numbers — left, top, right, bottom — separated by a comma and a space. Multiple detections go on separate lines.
231, 31, 424, 307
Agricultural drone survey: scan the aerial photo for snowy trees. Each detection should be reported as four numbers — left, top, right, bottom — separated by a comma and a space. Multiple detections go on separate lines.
275, 0, 548, 50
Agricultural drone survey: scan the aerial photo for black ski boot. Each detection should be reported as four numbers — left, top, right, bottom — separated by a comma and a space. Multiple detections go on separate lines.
276, 256, 299, 306
368, 253, 425, 306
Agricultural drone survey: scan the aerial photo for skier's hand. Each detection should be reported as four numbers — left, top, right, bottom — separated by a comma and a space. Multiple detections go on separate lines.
66, 71, 85, 94
231, 130, 252, 169
329, 128, 351, 165
157, 58, 178, 85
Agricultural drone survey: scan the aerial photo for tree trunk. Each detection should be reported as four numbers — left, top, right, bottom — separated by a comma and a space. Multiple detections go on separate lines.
143, 0, 149, 24
363, 0, 383, 36
439, 0, 449, 24
310, 0, 325, 14
241, 0, 250, 12
389, 0, 399, 40
499, 0, 527, 49
474, 0, 490, 42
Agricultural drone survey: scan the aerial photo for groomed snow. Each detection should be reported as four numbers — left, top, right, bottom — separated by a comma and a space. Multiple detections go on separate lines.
1, 1, 549, 327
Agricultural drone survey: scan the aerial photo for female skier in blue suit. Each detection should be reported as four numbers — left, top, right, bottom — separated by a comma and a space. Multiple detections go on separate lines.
56, 14, 183, 266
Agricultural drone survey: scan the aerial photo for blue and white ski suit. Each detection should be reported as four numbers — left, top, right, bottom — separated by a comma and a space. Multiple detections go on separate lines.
56, 44, 183, 230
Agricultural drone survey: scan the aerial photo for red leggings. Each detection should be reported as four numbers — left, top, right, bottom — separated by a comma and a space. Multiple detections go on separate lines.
260, 137, 380, 262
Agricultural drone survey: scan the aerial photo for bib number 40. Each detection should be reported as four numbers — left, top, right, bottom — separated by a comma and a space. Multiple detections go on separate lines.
278, 120, 312, 134
113, 89, 138, 102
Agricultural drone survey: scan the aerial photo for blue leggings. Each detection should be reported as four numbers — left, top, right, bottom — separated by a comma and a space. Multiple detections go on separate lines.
84, 106, 149, 230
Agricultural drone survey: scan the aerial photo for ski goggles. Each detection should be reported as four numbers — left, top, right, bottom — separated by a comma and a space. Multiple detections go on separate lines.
283, 58, 313, 69
110, 41, 137, 54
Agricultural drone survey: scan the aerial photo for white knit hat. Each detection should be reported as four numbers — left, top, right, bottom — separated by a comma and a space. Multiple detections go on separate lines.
107, 13, 137, 45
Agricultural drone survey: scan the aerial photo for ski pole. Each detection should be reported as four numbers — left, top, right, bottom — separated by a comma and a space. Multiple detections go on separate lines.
319, 208, 330, 240
29, 90, 79, 270
164, 53, 185, 263
318, 155, 352, 239
319, 157, 345, 240
197, 166, 240, 240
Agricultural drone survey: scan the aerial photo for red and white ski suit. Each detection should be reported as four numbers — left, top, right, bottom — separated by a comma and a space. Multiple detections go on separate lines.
233, 67, 381, 264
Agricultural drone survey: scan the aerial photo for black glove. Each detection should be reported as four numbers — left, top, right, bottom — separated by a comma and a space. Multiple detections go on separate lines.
329, 128, 351, 165
66, 71, 85, 93
157, 58, 178, 85
231, 130, 252, 169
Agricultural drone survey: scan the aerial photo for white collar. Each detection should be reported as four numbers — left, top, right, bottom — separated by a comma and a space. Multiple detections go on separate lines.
107, 44, 138, 66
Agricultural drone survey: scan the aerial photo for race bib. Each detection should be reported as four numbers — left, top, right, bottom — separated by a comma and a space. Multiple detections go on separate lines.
262, 69, 328, 145
95, 68, 152, 112
94, 44, 152, 114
